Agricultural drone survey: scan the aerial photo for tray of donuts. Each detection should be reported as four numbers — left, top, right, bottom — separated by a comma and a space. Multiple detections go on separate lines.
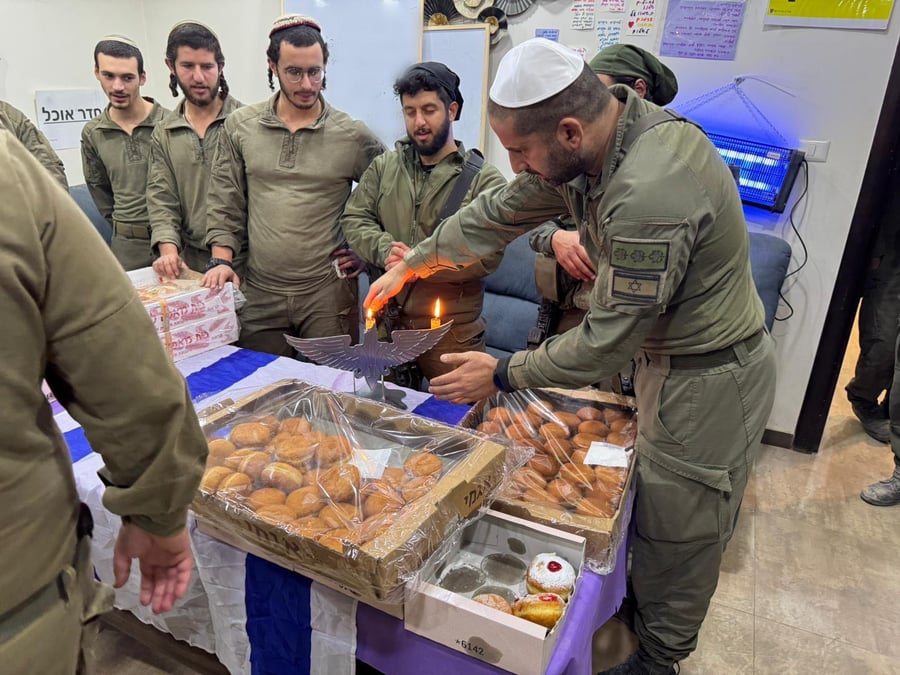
405, 510, 586, 675
191, 379, 509, 605
460, 387, 636, 574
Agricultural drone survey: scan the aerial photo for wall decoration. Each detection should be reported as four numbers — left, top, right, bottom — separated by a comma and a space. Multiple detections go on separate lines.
661, 0, 746, 60
765, 0, 894, 29
596, 19, 624, 50
600, 0, 627, 12
571, 0, 596, 29
624, 0, 657, 34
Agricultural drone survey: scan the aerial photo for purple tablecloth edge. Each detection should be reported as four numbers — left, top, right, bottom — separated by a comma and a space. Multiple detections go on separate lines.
357, 496, 632, 675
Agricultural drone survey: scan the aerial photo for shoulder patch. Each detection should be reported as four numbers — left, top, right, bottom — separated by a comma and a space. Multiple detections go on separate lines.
609, 270, 662, 304
609, 237, 669, 272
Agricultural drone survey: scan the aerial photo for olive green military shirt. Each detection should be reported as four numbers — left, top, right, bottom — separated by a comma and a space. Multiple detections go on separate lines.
0, 129, 207, 614
147, 95, 243, 254
341, 138, 506, 321
206, 93, 386, 294
404, 86, 764, 389
0, 100, 68, 189
81, 98, 168, 231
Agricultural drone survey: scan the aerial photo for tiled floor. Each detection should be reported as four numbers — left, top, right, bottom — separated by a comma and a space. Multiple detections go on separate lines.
594, 333, 900, 674
94, 334, 900, 674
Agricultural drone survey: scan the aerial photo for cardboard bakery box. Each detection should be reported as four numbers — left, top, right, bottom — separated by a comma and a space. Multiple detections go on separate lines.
128, 267, 236, 333
191, 379, 508, 606
405, 510, 586, 675
161, 312, 239, 362
195, 516, 405, 620
461, 387, 636, 574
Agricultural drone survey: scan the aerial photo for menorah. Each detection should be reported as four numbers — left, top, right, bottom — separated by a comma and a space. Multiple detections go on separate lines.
285, 319, 453, 409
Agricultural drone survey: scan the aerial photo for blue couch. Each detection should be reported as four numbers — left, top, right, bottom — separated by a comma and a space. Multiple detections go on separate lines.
70, 183, 112, 244
482, 231, 792, 358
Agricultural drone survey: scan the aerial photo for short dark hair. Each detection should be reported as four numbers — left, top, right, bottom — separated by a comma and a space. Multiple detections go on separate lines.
266, 25, 328, 91
393, 69, 453, 109
94, 40, 144, 75
488, 64, 610, 138
166, 23, 229, 100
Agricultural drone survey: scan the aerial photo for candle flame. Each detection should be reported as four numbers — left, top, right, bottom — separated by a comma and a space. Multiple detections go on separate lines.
367, 308, 373, 319
434, 298, 441, 319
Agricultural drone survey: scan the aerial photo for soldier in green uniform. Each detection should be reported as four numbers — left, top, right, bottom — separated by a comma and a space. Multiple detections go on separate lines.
341, 62, 507, 381
528, 44, 679, 343
204, 15, 386, 354
367, 39, 776, 675
81, 35, 168, 271
0, 130, 207, 673
857, 220, 900, 505
148, 21, 244, 278
0, 100, 68, 188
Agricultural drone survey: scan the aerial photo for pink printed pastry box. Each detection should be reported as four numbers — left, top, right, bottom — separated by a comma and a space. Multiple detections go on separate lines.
127, 267, 239, 361
405, 510, 586, 675
127, 267, 236, 333
162, 313, 239, 361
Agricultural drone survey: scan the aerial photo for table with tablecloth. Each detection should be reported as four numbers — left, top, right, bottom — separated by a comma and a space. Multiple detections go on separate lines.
57, 345, 631, 674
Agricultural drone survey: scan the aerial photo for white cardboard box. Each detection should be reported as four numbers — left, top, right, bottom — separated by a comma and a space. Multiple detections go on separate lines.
127, 267, 236, 333
162, 312, 239, 362
126, 267, 239, 361
405, 510, 586, 675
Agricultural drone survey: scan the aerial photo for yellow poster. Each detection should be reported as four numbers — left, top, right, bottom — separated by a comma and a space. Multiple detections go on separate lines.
765, 0, 894, 28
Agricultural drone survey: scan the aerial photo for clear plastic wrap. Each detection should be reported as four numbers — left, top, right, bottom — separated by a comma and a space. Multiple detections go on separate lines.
192, 379, 523, 605
460, 387, 637, 574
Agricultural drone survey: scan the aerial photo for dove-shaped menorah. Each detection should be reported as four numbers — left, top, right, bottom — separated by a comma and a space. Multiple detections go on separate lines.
284, 321, 454, 391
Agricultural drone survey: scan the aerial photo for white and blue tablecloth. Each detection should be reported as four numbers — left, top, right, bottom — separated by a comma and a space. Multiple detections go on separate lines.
62, 346, 627, 674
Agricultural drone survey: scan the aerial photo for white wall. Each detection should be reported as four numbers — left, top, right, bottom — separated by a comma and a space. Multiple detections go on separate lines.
0, 0, 279, 185
481, 0, 900, 438
3, 0, 895, 439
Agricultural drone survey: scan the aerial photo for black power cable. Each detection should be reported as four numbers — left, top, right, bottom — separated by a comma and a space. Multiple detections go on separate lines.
775, 158, 810, 321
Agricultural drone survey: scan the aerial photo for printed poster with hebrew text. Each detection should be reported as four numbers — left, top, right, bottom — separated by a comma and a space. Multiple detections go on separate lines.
35, 89, 109, 150
661, 0, 746, 60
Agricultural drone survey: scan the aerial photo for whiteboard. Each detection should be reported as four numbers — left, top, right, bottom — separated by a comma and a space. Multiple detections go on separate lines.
283, 0, 423, 145
422, 25, 490, 152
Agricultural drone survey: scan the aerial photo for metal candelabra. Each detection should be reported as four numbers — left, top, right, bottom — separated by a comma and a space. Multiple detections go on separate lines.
285, 321, 453, 409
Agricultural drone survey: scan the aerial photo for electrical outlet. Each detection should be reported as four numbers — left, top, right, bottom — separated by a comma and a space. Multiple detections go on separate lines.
799, 139, 830, 163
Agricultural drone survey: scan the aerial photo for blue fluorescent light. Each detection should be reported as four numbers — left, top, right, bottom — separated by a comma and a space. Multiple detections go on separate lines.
708, 133, 805, 213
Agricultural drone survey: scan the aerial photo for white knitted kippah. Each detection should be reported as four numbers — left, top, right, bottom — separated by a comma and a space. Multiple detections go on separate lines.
489, 38, 585, 108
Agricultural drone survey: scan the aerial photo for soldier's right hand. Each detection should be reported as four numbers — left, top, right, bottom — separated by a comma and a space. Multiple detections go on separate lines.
153, 253, 186, 279
201, 264, 241, 290
365, 261, 416, 312
551, 230, 596, 282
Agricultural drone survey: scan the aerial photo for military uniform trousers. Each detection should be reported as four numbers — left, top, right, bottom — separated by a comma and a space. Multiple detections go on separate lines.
846, 248, 900, 409
0, 529, 114, 674
631, 330, 776, 665
238, 275, 359, 357
110, 222, 154, 272
889, 330, 900, 467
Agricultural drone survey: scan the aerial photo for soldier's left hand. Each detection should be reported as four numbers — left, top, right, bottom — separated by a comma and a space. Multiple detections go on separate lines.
333, 247, 365, 279
551, 230, 595, 282
113, 522, 194, 614
429, 351, 500, 404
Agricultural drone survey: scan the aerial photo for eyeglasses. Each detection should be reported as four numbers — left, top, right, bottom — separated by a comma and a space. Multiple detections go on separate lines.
282, 66, 324, 84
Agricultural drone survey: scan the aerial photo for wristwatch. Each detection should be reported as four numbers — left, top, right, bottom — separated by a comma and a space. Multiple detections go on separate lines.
205, 257, 233, 272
